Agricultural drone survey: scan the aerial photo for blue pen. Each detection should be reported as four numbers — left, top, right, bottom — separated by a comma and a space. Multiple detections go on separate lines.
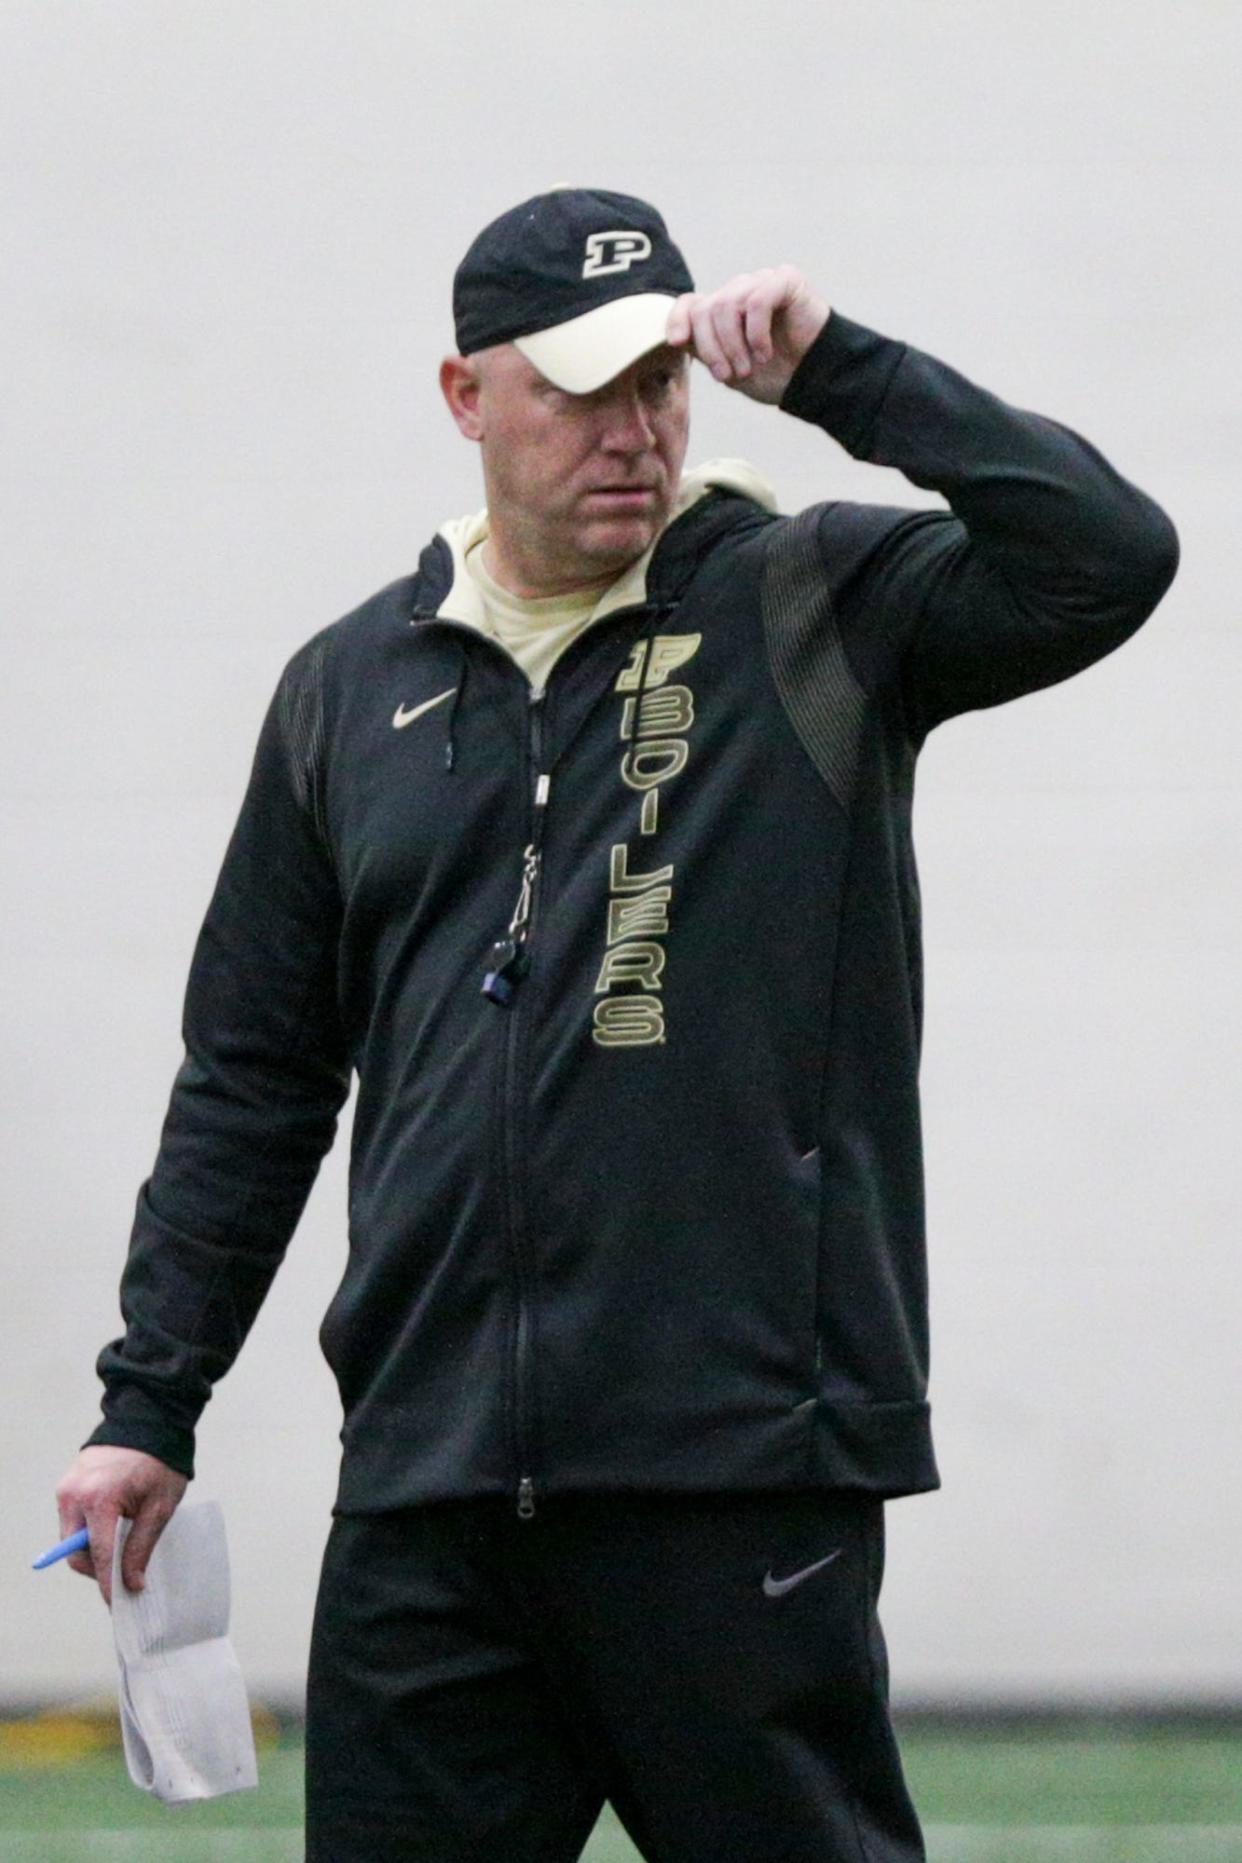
31, 1526, 91, 1570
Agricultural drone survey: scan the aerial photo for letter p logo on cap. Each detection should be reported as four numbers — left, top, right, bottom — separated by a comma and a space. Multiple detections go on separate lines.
583, 230, 653, 278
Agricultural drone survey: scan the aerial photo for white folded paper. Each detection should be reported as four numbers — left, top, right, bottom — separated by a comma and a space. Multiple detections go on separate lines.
110, 1499, 258, 1804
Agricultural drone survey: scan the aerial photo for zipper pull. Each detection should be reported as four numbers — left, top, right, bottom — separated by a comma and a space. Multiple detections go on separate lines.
480, 938, 527, 1003
482, 843, 540, 1004
517, 1476, 536, 1521
512, 842, 540, 930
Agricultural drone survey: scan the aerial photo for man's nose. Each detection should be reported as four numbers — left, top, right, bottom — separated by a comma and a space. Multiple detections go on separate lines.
600, 386, 656, 451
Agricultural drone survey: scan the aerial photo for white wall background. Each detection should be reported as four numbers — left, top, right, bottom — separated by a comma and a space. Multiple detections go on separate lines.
2, 0, 1237, 1706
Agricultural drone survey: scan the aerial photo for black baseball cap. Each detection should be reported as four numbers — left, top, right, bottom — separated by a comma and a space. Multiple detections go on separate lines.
453, 186, 695, 394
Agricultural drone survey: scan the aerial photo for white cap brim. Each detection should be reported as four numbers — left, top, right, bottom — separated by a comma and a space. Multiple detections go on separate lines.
514, 293, 677, 394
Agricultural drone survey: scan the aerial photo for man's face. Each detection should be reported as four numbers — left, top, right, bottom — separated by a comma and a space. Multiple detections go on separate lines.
461, 341, 691, 591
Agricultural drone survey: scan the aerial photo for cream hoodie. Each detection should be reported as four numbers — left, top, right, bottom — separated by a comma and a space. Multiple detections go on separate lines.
433, 459, 779, 690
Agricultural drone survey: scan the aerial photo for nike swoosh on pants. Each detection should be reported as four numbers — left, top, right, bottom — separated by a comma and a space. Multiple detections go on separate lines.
761, 1549, 843, 1598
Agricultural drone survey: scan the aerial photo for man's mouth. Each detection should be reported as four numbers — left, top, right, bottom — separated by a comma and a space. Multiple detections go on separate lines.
586, 486, 658, 504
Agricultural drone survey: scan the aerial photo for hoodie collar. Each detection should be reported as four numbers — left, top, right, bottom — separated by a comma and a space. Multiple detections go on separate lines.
415, 458, 779, 625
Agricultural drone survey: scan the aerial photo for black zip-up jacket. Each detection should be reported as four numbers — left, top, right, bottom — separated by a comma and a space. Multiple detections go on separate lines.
87, 311, 1179, 1514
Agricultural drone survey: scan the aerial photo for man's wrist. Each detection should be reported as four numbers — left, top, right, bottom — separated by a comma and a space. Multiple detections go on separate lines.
778, 309, 907, 456
84, 1412, 195, 1481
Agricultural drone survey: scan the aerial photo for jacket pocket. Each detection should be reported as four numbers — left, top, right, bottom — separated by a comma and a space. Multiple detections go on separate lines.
796, 1143, 824, 1388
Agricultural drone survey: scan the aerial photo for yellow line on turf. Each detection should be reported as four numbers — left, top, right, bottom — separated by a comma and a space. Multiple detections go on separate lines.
0, 1703, 282, 1769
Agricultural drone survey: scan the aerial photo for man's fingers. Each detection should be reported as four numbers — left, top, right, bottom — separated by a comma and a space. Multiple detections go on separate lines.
667, 271, 801, 382
65, 1546, 96, 1578
667, 290, 737, 378
691, 312, 729, 379
665, 293, 694, 347
84, 1509, 121, 1607
55, 1490, 84, 1542
739, 268, 801, 365
120, 1499, 175, 1594
706, 293, 754, 379
743, 286, 776, 365
58, 1488, 123, 1605
54, 1496, 101, 1587
53, 1446, 190, 1610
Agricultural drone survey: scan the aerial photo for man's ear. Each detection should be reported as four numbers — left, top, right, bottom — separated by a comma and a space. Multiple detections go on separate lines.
440, 355, 484, 441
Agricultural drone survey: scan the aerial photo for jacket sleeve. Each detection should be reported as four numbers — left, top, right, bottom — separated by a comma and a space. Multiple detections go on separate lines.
778, 310, 1180, 739
84, 633, 352, 1478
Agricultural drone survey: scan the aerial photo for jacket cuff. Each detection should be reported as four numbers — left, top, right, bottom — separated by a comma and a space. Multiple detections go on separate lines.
778, 309, 908, 456
83, 1393, 196, 1480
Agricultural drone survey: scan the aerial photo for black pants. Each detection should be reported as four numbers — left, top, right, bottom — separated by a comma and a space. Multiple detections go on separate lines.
305, 1490, 926, 1862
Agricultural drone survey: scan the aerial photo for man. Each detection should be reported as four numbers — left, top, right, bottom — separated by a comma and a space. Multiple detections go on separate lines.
55, 187, 1179, 1859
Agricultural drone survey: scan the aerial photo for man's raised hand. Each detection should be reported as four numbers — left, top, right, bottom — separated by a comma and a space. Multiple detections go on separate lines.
665, 266, 831, 404
53, 1444, 188, 1608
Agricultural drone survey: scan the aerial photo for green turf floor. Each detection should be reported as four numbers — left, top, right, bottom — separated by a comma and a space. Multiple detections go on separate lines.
1, 1724, 1240, 1860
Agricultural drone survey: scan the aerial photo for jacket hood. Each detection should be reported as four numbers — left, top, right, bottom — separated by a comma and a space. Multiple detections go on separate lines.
416, 458, 780, 626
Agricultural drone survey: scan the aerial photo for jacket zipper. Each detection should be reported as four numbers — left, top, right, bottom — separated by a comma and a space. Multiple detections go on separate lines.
486, 688, 549, 1518
410, 605, 662, 1522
